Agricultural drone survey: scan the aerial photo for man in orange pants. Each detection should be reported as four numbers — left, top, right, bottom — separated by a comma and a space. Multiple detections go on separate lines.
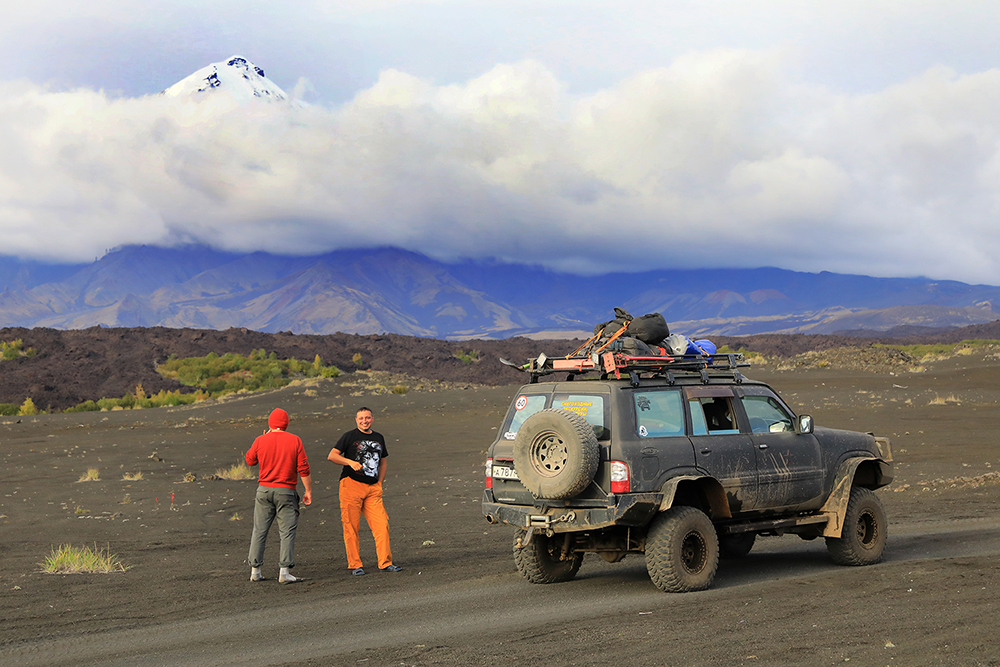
328, 407, 401, 576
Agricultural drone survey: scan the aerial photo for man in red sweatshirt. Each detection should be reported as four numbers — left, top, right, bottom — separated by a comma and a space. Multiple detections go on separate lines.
246, 408, 312, 583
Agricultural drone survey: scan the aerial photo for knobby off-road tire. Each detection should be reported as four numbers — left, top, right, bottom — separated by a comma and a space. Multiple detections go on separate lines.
513, 408, 599, 500
826, 487, 887, 566
512, 529, 583, 584
717, 530, 756, 560
645, 506, 720, 593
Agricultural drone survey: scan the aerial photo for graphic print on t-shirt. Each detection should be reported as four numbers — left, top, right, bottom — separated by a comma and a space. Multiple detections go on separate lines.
358, 440, 382, 479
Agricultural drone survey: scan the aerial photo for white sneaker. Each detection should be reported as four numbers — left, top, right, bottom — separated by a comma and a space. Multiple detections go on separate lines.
250, 567, 262, 582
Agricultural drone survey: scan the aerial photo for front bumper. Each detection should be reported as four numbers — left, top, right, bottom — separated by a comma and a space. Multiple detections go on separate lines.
482, 491, 662, 533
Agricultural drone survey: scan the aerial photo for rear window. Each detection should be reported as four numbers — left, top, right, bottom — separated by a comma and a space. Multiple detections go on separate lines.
501, 393, 609, 441
690, 397, 739, 436
503, 394, 547, 439
553, 394, 609, 440
634, 390, 685, 437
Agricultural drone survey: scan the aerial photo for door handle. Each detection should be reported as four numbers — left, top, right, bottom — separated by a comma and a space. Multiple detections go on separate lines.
700, 448, 711, 455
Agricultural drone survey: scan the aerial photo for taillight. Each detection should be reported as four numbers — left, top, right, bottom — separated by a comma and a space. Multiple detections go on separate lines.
485, 458, 493, 489
610, 461, 629, 493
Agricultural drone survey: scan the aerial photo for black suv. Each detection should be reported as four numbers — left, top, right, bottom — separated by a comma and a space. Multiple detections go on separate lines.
482, 352, 893, 592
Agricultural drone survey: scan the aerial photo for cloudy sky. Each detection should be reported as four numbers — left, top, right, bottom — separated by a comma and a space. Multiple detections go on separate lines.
2, 1, 1000, 284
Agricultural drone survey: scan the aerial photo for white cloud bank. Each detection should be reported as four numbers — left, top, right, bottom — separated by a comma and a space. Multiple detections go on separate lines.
2, 50, 1000, 284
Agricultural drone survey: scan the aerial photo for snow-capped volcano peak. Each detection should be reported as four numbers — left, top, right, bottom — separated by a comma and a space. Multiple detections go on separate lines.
161, 56, 288, 102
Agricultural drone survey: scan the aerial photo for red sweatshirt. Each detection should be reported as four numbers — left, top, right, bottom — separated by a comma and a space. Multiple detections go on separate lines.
246, 409, 310, 489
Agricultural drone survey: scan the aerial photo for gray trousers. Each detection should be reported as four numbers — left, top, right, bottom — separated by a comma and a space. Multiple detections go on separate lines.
248, 486, 300, 569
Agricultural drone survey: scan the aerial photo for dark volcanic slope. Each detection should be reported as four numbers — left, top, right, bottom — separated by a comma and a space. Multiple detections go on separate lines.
2, 321, 998, 411
0, 327, 580, 411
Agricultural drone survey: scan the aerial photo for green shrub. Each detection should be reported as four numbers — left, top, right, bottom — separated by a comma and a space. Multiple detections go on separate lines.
18, 397, 38, 416
454, 349, 480, 364
0, 403, 19, 416
1, 339, 36, 360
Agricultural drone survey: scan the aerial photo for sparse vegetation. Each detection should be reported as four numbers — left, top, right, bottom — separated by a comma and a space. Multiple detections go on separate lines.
215, 461, 256, 481
157, 350, 340, 399
716, 345, 769, 364
876, 340, 1000, 364
1, 338, 37, 361
0, 403, 18, 416
66, 388, 204, 413
77, 468, 100, 482
19, 397, 38, 416
929, 394, 961, 405
230, 512, 242, 521
391, 384, 409, 394
352, 352, 364, 367
454, 349, 480, 365
122, 472, 143, 481
40, 543, 129, 574
61, 350, 342, 413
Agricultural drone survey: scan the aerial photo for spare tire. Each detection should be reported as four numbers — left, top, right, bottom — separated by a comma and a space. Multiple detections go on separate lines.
513, 408, 600, 499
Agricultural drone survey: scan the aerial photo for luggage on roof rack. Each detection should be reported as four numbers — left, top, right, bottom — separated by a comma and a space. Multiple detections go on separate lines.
499, 350, 750, 383
499, 307, 743, 382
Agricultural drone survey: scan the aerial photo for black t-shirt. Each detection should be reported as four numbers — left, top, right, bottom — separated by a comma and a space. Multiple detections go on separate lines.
334, 428, 388, 484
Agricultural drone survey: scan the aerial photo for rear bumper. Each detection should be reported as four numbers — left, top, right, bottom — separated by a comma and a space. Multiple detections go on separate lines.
482, 491, 662, 533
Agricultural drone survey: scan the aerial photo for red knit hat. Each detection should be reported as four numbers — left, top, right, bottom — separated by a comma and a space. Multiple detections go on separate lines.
268, 408, 289, 430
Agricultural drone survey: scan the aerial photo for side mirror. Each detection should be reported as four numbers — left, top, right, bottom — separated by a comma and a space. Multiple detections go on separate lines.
796, 414, 814, 435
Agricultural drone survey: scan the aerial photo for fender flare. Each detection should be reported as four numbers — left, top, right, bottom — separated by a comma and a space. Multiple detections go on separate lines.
819, 457, 887, 538
658, 475, 731, 519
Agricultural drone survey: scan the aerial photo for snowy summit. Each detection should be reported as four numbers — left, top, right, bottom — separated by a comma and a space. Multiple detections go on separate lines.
161, 56, 288, 102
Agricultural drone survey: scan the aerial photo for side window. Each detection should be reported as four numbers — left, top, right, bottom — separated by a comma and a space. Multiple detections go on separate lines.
503, 395, 547, 439
690, 397, 739, 435
553, 394, 609, 440
742, 395, 794, 433
634, 390, 685, 437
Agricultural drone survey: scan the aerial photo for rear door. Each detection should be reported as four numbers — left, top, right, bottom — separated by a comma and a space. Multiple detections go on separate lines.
684, 386, 759, 513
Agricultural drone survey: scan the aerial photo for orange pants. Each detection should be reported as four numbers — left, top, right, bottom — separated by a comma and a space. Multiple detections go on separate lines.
339, 477, 393, 570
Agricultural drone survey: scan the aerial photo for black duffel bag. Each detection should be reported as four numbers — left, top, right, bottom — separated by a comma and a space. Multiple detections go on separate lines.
628, 312, 670, 344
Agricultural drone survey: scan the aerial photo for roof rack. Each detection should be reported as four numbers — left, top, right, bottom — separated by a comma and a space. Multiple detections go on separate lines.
500, 351, 750, 384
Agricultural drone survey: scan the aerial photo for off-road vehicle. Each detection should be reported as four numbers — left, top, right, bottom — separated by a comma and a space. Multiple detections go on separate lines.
482, 351, 893, 592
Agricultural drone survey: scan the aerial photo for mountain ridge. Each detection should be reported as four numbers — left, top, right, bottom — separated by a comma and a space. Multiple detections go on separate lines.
0, 244, 997, 338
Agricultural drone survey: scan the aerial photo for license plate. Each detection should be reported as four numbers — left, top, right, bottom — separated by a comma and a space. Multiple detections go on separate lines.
492, 465, 519, 480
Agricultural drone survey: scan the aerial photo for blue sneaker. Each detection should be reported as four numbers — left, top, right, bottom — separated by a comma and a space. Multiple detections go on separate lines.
380, 564, 402, 572
351, 567, 366, 576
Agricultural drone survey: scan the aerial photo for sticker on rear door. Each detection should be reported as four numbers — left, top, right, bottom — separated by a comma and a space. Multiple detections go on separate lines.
515, 395, 528, 410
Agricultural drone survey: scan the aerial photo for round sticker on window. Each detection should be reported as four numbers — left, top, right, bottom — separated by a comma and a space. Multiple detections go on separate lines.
639, 425, 649, 437
515, 396, 528, 411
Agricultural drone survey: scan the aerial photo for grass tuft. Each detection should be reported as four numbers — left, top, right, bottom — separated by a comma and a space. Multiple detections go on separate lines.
122, 471, 143, 481
214, 462, 256, 481
77, 468, 100, 482
40, 543, 129, 574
